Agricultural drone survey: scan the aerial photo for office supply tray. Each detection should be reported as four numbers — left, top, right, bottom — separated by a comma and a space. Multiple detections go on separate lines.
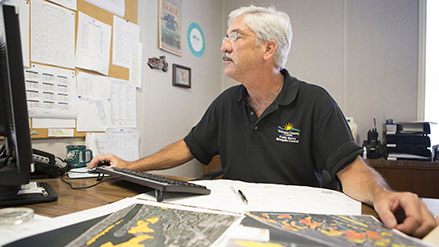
95, 167, 210, 202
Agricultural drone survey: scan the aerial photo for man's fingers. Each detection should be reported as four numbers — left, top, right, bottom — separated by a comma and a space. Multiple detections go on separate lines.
88, 154, 114, 168
398, 204, 437, 238
374, 200, 398, 229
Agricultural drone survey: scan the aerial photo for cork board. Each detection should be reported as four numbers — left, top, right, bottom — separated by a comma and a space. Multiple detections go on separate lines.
29, 0, 138, 138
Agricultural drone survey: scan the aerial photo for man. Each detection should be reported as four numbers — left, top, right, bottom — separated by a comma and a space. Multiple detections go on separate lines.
89, 5, 438, 238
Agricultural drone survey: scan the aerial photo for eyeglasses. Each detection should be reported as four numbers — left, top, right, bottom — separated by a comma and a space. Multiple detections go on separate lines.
222, 31, 257, 44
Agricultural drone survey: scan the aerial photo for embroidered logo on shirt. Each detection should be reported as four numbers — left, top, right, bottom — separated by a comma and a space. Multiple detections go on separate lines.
276, 123, 300, 143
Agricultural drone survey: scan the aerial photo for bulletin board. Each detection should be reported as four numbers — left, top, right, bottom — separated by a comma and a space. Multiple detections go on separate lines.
28, 0, 138, 139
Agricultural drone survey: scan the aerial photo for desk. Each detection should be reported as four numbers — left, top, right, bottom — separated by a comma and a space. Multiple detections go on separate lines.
367, 158, 439, 198
5, 177, 439, 219
6, 177, 381, 218
2, 177, 439, 247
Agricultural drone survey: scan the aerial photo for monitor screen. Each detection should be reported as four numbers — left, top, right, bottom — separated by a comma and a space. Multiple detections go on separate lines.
0, 4, 56, 206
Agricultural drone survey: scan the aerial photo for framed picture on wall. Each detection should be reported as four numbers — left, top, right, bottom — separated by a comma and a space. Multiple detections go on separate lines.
158, 0, 182, 56
172, 64, 191, 88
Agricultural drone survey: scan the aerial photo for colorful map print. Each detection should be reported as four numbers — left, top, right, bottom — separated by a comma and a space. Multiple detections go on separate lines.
246, 211, 429, 247
66, 203, 238, 247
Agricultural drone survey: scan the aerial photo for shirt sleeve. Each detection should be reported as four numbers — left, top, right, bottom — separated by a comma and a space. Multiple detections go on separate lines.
183, 97, 220, 165
313, 91, 362, 178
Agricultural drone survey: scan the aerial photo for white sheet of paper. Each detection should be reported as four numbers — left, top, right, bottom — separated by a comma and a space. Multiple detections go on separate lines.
0, 197, 241, 246
31, 0, 75, 68
104, 128, 139, 161
76, 97, 109, 131
76, 12, 112, 75
76, 71, 111, 100
67, 167, 109, 179
0, 214, 52, 247
130, 42, 143, 88
136, 179, 362, 216
112, 15, 140, 68
76, 72, 111, 131
109, 78, 136, 127
24, 64, 78, 118
5, 0, 30, 67
85, 132, 106, 156
85, 0, 125, 17
32, 118, 76, 128
46, 0, 77, 10
0, 198, 137, 246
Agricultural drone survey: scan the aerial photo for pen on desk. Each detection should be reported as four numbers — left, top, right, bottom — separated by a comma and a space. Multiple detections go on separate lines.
237, 189, 248, 204
231, 186, 248, 204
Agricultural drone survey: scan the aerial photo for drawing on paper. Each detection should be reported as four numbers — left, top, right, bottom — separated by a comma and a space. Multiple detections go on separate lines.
66, 203, 237, 247
246, 211, 429, 247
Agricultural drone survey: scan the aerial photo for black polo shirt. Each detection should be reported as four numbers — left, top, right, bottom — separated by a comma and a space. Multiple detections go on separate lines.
184, 69, 362, 187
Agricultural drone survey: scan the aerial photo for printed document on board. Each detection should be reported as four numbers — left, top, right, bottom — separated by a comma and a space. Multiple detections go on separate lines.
76, 72, 111, 131
24, 64, 78, 118
76, 12, 112, 75
31, 0, 75, 69
112, 15, 140, 68
4, 0, 30, 67
85, 0, 125, 17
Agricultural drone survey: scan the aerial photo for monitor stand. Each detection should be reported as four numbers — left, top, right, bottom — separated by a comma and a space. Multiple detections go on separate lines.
0, 182, 58, 206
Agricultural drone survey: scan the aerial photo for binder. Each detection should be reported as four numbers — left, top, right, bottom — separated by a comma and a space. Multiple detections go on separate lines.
396, 122, 432, 135
386, 145, 432, 158
385, 134, 431, 147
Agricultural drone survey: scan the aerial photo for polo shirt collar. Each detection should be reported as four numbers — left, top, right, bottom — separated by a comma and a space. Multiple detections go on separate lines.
237, 69, 299, 106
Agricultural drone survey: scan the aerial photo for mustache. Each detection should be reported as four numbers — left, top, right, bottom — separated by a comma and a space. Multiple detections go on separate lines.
222, 52, 234, 63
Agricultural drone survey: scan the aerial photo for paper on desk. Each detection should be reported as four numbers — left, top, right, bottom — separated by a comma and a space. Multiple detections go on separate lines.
0, 197, 242, 246
135, 179, 362, 215
0, 214, 51, 246
67, 167, 109, 179
0, 197, 138, 246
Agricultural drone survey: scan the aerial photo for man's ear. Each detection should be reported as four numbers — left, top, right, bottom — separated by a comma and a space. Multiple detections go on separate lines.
263, 40, 277, 61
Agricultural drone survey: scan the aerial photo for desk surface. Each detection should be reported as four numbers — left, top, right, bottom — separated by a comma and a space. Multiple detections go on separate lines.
6, 177, 385, 218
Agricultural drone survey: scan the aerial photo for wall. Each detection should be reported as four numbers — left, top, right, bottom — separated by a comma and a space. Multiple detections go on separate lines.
222, 0, 419, 144
33, 0, 224, 178
32, 0, 420, 177
137, 0, 223, 177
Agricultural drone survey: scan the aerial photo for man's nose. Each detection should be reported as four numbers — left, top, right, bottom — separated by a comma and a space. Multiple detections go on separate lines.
221, 39, 231, 53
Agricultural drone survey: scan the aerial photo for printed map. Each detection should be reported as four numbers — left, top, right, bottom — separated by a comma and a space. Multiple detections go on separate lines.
246, 211, 429, 247
66, 203, 238, 247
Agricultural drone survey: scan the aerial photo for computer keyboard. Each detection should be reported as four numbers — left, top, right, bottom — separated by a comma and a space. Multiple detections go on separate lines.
95, 167, 211, 202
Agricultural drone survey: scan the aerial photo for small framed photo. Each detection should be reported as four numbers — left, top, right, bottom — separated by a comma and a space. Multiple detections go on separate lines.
172, 64, 191, 88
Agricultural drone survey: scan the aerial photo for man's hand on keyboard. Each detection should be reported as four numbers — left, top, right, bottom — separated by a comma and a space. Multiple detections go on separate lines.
88, 154, 131, 169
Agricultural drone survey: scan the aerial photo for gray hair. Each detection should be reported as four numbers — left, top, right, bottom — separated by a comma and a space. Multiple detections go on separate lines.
228, 5, 293, 69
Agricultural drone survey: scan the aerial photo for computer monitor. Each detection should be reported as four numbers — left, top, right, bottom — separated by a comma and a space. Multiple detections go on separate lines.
0, 4, 57, 206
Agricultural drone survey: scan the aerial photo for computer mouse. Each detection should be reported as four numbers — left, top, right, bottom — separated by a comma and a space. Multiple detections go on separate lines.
96, 161, 111, 167
88, 161, 111, 173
